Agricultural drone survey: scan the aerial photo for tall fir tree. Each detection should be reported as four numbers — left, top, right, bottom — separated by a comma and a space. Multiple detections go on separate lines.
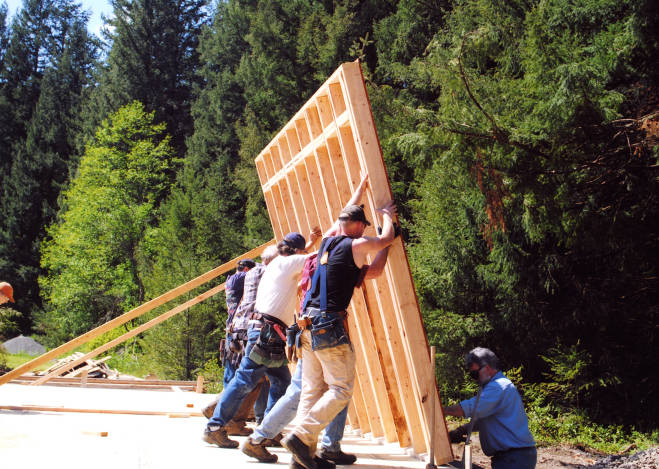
86, 0, 209, 156
0, 0, 99, 331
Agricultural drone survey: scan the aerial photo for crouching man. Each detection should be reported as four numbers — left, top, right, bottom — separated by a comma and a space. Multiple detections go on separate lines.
444, 347, 537, 469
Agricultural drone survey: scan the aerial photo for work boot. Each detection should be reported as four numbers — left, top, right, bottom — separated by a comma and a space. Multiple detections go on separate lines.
241, 437, 278, 463
202, 401, 217, 419
225, 420, 252, 436
282, 433, 317, 469
318, 448, 357, 465
289, 456, 335, 469
263, 432, 284, 447
202, 427, 239, 448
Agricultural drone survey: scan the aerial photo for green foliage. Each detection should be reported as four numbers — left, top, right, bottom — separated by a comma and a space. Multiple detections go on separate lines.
38, 102, 179, 344
0, 306, 22, 341
198, 356, 224, 394
86, 0, 209, 154
0, 0, 99, 332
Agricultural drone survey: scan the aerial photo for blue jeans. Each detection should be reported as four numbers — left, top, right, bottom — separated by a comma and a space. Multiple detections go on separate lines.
491, 446, 537, 469
251, 359, 348, 451
254, 378, 270, 423
223, 359, 236, 388
208, 327, 291, 429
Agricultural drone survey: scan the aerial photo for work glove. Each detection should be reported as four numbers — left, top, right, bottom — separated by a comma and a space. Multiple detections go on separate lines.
449, 427, 467, 443
377, 222, 402, 238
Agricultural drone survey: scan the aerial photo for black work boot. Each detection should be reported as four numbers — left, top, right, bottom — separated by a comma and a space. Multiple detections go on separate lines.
282, 433, 317, 469
202, 427, 239, 448
289, 457, 335, 469
318, 448, 357, 465
241, 437, 278, 463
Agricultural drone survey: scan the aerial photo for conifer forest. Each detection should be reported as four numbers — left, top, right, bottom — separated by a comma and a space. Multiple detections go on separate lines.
0, 0, 657, 440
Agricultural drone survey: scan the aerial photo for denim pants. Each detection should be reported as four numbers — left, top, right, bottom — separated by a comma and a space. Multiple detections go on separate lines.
223, 359, 237, 388
291, 330, 355, 454
491, 446, 537, 469
208, 326, 291, 429
254, 378, 270, 422
251, 359, 348, 451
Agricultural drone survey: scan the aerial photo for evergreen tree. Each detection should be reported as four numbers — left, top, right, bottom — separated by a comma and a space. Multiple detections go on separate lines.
39, 102, 179, 343
0, 0, 99, 331
88, 0, 209, 155
139, 172, 226, 380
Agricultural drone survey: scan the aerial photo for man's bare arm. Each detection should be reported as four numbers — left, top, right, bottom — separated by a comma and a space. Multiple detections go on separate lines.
352, 201, 397, 254
363, 246, 390, 280
305, 226, 322, 251
323, 173, 369, 238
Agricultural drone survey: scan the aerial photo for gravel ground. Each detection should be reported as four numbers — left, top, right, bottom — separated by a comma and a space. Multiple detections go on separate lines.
574, 446, 659, 468
450, 437, 658, 468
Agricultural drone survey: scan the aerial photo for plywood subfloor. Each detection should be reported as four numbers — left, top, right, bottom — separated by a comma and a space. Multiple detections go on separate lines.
0, 383, 440, 469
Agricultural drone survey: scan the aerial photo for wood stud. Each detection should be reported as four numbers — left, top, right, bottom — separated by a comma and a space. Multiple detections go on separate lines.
253, 61, 452, 462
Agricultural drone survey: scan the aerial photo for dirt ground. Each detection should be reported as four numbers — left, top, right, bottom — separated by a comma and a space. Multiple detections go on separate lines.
450, 436, 659, 468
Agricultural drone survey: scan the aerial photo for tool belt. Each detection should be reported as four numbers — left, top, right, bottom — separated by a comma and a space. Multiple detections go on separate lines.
220, 329, 248, 367
299, 307, 350, 352
248, 313, 288, 368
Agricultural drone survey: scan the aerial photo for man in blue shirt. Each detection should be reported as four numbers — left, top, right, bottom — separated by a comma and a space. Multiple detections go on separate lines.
444, 347, 537, 469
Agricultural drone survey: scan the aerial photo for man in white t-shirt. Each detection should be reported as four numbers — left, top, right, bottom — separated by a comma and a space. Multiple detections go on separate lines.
203, 230, 320, 449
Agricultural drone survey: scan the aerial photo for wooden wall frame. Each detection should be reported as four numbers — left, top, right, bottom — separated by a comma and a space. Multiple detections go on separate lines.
254, 60, 452, 463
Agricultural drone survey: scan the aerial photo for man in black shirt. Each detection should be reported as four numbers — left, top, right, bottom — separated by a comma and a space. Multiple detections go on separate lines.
282, 174, 397, 469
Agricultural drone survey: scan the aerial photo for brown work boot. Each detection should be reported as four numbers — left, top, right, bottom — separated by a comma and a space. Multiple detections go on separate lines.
241, 437, 278, 463
202, 401, 217, 419
263, 432, 283, 447
202, 427, 239, 448
225, 420, 252, 436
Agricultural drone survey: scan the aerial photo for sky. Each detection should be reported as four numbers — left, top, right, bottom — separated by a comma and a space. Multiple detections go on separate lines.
4, 0, 114, 38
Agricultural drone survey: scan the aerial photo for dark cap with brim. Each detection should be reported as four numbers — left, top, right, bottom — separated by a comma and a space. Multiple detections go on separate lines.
339, 204, 371, 226
237, 259, 256, 269
283, 232, 306, 250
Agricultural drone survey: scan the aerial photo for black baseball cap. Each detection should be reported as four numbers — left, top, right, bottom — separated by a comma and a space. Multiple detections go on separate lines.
238, 259, 256, 269
339, 204, 371, 226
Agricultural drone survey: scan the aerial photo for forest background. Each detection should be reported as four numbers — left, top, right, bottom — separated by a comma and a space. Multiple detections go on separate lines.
0, 0, 657, 453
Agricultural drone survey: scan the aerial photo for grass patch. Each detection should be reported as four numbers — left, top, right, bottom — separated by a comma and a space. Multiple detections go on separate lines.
527, 403, 659, 454
4, 352, 51, 372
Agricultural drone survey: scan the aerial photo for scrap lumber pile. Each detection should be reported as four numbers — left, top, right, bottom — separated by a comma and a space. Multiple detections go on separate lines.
40, 352, 117, 379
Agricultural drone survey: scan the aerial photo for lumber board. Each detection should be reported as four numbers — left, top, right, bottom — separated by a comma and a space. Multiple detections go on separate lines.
0, 405, 203, 417
32, 282, 227, 385
0, 240, 274, 386
12, 376, 199, 387
253, 61, 452, 461
339, 61, 452, 460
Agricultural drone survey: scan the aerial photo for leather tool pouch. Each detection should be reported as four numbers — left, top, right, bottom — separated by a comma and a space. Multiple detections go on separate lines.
307, 308, 350, 352
286, 323, 300, 362
248, 315, 288, 368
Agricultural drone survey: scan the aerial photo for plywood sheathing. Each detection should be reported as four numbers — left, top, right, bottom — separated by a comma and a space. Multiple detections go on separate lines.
254, 61, 452, 463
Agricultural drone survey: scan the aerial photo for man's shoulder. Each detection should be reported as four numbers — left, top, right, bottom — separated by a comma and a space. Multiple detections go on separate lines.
490, 372, 516, 392
246, 263, 265, 276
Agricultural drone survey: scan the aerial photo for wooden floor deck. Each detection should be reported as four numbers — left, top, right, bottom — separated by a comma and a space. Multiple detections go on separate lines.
0, 383, 454, 469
